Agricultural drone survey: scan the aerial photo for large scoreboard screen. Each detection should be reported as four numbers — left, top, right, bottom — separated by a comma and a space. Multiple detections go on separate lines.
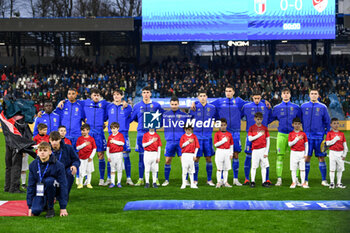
142, 0, 335, 41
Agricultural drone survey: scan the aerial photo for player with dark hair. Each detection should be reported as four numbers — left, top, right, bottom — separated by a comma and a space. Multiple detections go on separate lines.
106, 89, 134, 185
162, 96, 190, 186
241, 91, 272, 186
33, 101, 60, 136
301, 88, 331, 186
131, 86, 165, 186
189, 89, 217, 186
271, 88, 302, 186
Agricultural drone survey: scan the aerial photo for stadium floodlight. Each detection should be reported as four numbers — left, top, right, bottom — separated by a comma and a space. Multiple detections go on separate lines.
84, 42, 91, 45
0, 42, 5, 46
282, 40, 288, 43
181, 42, 188, 44
79, 38, 86, 41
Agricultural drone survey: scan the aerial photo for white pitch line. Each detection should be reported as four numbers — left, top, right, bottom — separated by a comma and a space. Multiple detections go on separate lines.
270, 136, 277, 139
344, 161, 350, 165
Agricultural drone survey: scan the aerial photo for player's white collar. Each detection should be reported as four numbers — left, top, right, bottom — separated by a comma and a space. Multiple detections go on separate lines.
186, 133, 192, 136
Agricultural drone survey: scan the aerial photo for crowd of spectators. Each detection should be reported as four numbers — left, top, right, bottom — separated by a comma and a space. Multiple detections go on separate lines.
0, 55, 349, 118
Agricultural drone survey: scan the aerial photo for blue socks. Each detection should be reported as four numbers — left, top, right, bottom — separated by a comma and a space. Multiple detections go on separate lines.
99, 159, 105, 180
76, 167, 79, 178
266, 167, 270, 181
107, 162, 111, 179
233, 158, 239, 179
123, 153, 131, 178
139, 152, 144, 179
305, 162, 310, 181
164, 164, 171, 181
206, 162, 213, 181
194, 162, 199, 181
319, 161, 327, 181
244, 155, 252, 180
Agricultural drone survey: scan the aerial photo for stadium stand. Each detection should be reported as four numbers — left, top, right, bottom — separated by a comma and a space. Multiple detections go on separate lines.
0, 56, 349, 116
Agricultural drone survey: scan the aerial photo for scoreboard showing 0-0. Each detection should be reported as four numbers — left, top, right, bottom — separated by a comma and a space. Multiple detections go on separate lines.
142, 0, 335, 41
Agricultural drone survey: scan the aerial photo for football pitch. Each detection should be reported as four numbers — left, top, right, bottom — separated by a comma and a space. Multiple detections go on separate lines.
1, 131, 349, 233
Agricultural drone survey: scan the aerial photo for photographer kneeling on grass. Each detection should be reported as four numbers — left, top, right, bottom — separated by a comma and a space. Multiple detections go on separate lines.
27, 142, 69, 218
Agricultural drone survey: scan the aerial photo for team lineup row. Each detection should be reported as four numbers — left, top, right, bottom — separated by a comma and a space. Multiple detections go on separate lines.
29, 85, 348, 189
25, 85, 348, 217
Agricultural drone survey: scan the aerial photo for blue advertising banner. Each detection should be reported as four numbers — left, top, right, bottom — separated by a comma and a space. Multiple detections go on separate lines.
124, 200, 350, 211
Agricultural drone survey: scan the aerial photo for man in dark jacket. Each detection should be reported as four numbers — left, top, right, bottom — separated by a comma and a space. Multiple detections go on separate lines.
49, 131, 80, 194
27, 142, 68, 218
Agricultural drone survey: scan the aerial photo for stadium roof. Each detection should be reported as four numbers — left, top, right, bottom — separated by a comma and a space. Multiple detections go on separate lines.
0, 18, 140, 47
0, 18, 134, 32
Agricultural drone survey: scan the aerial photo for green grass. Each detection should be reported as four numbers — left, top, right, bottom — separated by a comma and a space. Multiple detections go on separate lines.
1, 131, 350, 233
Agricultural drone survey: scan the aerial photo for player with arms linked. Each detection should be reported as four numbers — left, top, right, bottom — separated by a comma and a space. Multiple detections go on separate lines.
301, 88, 331, 187
131, 86, 164, 186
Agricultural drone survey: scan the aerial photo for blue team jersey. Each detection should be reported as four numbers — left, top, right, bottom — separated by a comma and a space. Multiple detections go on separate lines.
55, 100, 85, 138
189, 102, 217, 140
131, 100, 164, 134
301, 101, 330, 139
241, 102, 271, 132
271, 101, 301, 134
83, 99, 108, 133
33, 112, 60, 136
107, 103, 132, 134
163, 109, 190, 142
211, 97, 248, 134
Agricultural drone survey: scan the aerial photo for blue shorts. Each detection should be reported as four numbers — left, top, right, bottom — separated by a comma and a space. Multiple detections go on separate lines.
90, 132, 107, 152
118, 132, 131, 152
165, 142, 182, 157
197, 138, 214, 157
244, 135, 252, 155
231, 132, 242, 153
66, 136, 79, 151
308, 138, 327, 157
